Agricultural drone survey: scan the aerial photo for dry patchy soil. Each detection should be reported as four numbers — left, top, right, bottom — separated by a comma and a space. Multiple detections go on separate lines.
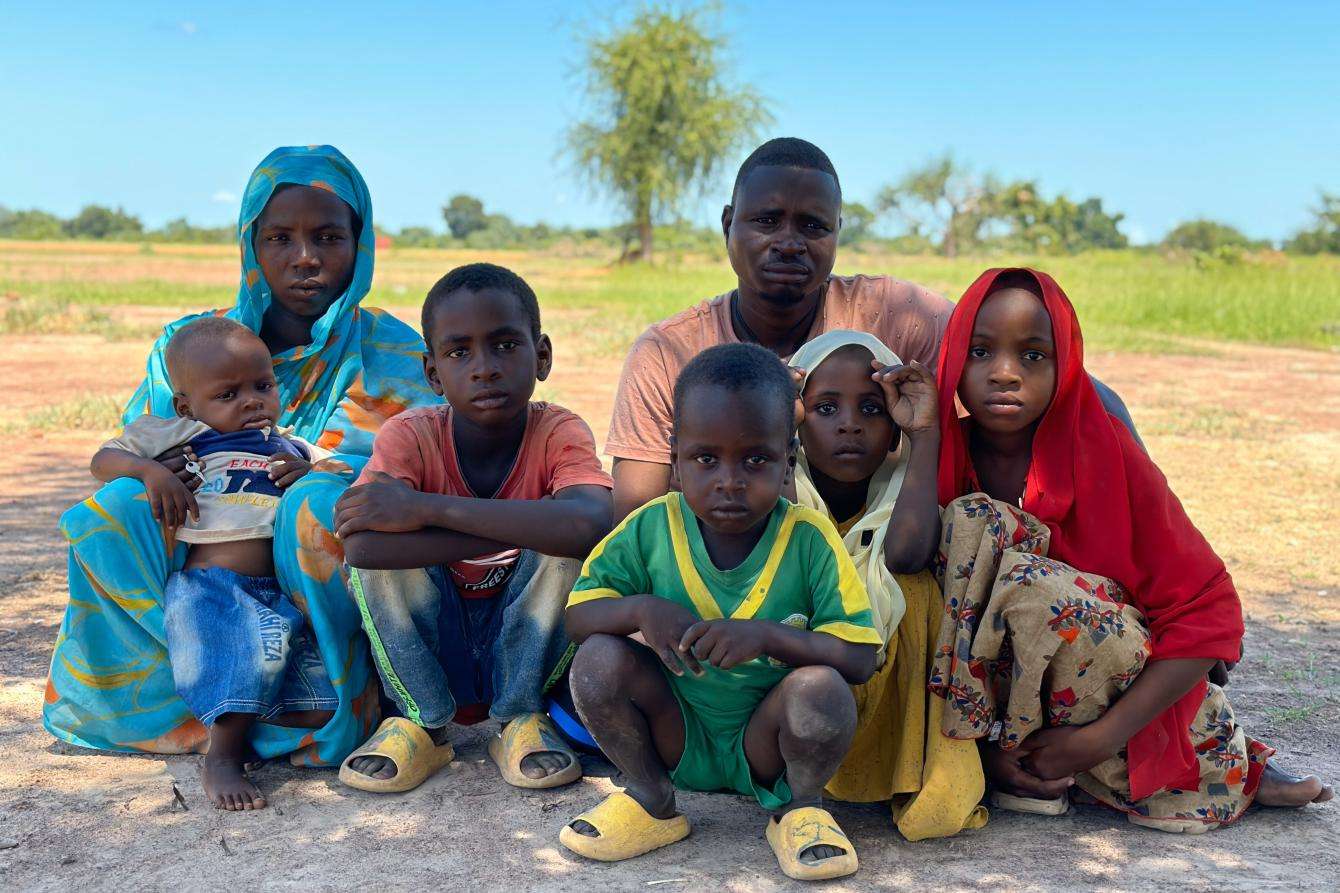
0, 307, 1336, 892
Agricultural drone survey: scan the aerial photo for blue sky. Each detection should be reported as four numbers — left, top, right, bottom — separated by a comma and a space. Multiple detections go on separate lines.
3, 1, 1337, 243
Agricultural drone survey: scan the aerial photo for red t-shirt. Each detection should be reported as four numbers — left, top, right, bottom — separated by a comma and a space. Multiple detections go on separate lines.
357, 402, 613, 597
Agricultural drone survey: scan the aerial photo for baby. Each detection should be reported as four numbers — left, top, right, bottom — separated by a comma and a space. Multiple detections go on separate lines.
91, 316, 332, 811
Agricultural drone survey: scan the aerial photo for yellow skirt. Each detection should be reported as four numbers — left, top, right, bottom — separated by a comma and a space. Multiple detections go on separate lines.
825, 571, 988, 841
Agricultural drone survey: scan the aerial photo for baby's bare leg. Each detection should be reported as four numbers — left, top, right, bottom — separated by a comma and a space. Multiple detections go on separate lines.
203, 713, 266, 811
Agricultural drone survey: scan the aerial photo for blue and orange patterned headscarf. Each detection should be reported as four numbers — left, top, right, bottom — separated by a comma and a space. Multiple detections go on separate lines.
124, 145, 437, 455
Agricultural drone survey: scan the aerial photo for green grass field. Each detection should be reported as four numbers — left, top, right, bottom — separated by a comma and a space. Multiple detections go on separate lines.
2, 241, 1337, 356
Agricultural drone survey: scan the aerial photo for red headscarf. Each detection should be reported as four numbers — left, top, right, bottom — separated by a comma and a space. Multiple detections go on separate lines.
936, 268, 1245, 801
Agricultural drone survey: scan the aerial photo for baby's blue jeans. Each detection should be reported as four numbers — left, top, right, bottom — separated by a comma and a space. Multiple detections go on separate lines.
164, 566, 337, 725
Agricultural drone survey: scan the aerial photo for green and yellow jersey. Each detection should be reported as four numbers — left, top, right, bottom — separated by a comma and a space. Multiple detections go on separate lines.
570, 493, 879, 739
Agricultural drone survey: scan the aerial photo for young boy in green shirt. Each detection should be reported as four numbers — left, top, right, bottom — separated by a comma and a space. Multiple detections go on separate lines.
560, 343, 879, 882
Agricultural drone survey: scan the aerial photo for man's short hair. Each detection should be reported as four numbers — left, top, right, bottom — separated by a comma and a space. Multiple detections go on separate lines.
673, 342, 796, 436
165, 316, 260, 387
421, 262, 542, 349
731, 137, 841, 204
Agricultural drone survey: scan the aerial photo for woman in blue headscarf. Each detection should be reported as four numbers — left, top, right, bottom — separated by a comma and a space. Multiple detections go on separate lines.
45, 146, 438, 767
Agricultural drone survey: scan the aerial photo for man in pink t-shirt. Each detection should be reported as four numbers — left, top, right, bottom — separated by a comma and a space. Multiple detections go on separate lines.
608, 138, 1138, 519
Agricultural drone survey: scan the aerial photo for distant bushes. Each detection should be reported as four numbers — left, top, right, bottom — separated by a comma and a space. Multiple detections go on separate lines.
4, 187, 1338, 257
0, 204, 231, 243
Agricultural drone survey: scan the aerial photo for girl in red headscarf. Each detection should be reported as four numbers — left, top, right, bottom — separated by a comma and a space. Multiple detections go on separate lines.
927, 267, 1330, 831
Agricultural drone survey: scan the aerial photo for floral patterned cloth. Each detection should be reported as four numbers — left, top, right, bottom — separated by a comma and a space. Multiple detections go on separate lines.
930, 494, 1272, 830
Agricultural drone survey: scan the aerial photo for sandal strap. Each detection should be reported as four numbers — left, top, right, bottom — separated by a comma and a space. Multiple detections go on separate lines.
347, 717, 432, 767
775, 806, 851, 853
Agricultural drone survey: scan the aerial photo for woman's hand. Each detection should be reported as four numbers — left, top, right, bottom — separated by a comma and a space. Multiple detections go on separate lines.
1020, 724, 1118, 780
981, 739, 1075, 799
269, 453, 312, 489
871, 359, 938, 434
153, 445, 203, 491
634, 598, 702, 677
333, 472, 429, 537
679, 619, 770, 670
142, 462, 199, 530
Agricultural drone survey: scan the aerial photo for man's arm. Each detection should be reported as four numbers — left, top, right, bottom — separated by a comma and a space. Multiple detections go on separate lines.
612, 458, 672, 522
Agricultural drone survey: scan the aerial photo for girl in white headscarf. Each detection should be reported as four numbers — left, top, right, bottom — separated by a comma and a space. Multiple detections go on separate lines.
790, 329, 986, 840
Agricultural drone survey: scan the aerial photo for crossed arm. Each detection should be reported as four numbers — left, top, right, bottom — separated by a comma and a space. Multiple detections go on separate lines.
566, 595, 878, 685
337, 473, 613, 569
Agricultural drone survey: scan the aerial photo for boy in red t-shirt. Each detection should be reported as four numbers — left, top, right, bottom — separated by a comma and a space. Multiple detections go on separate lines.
333, 263, 613, 794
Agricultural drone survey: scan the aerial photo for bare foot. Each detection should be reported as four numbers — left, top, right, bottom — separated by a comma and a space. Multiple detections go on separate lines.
203, 753, 267, 811
1256, 761, 1334, 807
519, 750, 574, 780
349, 725, 449, 780
204, 713, 266, 811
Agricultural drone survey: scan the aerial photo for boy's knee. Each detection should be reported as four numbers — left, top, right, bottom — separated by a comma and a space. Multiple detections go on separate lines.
570, 634, 639, 697
348, 566, 436, 618
779, 665, 856, 744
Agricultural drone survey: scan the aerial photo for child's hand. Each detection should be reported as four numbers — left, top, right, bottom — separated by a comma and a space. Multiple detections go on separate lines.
871, 359, 938, 434
678, 619, 771, 670
1020, 724, 1116, 780
153, 445, 204, 491
981, 739, 1075, 800
334, 472, 428, 538
633, 598, 702, 677
143, 462, 199, 530
269, 453, 312, 489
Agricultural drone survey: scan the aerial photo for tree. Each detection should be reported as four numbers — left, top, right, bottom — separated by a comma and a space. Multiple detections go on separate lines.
1162, 219, 1256, 253
1284, 191, 1340, 254
442, 194, 488, 240
157, 217, 231, 244
838, 201, 876, 247
875, 156, 998, 257
65, 204, 143, 240
995, 183, 1128, 253
0, 207, 65, 240
566, 4, 770, 262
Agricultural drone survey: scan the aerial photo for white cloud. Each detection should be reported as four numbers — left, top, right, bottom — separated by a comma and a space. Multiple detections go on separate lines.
211, 190, 237, 204
180, 22, 197, 36
1124, 223, 1149, 246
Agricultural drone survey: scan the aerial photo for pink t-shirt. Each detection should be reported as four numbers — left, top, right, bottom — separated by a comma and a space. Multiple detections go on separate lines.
359, 402, 612, 597
606, 274, 952, 464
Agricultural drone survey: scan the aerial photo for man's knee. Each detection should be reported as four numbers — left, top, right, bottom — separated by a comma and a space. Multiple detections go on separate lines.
778, 665, 856, 745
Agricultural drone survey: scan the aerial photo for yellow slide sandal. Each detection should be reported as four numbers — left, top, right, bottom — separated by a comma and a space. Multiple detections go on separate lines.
338, 717, 454, 793
488, 712, 582, 790
766, 807, 859, 881
559, 791, 691, 862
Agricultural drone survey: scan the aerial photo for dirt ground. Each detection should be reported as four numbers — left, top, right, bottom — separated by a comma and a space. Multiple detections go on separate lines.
0, 307, 1337, 892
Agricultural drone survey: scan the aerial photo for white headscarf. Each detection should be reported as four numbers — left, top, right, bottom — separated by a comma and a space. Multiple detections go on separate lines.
790, 330, 908, 660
